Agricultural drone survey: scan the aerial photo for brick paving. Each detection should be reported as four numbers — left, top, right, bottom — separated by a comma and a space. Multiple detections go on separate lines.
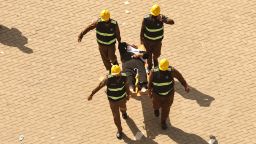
1, 0, 256, 143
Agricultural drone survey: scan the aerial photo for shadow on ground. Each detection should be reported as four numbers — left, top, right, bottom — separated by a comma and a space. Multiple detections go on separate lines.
175, 81, 215, 107
0, 25, 33, 54
123, 94, 209, 144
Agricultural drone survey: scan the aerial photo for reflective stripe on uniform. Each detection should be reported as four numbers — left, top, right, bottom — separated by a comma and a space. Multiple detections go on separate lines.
111, 20, 117, 24
145, 26, 163, 32
153, 81, 173, 86
108, 85, 125, 91
96, 30, 115, 36
108, 93, 126, 100
144, 34, 163, 40
158, 88, 173, 95
97, 38, 116, 45
153, 68, 159, 72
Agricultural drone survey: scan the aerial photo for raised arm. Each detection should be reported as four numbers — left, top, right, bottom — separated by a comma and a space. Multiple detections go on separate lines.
162, 15, 174, 25
78, 20, 97, 42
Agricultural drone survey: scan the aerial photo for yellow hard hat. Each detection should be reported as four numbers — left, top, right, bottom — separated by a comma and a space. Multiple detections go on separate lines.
100, 9, 110, 21
159, 58, 169, 71
150, 4, 160, 16
111, 65, 121, 75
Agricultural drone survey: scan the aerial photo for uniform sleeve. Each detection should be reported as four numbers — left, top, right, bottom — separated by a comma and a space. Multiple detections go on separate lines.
91, 76, 107, 95
173, 67, 188, 87
124, 76, 131, 96
80, 20, 97, 36
140, 19, 145, 42
99, 77, 108, 87
115, 22, 121, 43
161, 14, 174, 25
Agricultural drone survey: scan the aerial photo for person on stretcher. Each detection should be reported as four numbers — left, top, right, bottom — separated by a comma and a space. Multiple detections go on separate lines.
118, 42, 148, 93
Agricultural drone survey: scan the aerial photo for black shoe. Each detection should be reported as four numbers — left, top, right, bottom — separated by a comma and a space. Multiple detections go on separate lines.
122, 113, 128, 119
154, 109, 159, 117
161, 122, 168, 130
116, 131, 123, 139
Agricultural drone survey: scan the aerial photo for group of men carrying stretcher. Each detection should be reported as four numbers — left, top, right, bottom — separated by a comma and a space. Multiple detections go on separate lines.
78, 4, 189, 140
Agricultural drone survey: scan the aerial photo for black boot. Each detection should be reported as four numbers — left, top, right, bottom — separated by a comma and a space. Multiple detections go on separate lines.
161, 122, 168, 130
116, 131, 123, 139
122, 112, 128, 119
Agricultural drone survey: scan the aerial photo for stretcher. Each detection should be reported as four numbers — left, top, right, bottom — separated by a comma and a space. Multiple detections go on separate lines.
133, 68, 148, 97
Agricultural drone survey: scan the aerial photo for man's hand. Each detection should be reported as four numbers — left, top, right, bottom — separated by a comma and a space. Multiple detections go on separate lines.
131, 44, 137, 48
87, 93, 93, 101
185, 85, 190, 93
131, 54, 140, 59
78, 34, 83, 42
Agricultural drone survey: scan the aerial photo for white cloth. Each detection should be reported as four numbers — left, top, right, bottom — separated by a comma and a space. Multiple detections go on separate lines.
127, 46, 146, 62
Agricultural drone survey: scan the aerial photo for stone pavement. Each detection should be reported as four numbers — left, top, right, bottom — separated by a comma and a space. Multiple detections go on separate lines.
1, 0, 256, 143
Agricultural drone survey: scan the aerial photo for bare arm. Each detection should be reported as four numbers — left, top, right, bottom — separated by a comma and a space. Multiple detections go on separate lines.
88, 76, 107, 100
78, 20, 97, 42
173, 68, 189, 92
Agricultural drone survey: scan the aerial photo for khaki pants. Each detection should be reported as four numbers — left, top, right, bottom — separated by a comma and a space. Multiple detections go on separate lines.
98, 44, 118, 70
143, 40, 162, 69
109, 98, 127, 132
152, 91, 174, 124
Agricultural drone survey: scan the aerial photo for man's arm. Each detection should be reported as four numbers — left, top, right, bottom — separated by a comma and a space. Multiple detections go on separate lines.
161, 15, 174, 25
88, 76, 107, 100
115, 23, 121, 43
147, 70, 153, 98
140, 20, 145, 44
125, 80, 131, 100
131, 53, 143, 59
78, 20, 97, 42
173, 68, 189, 93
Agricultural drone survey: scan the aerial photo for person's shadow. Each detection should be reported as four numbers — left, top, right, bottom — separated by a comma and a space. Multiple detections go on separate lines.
0, 25, 33, 54
161, 121, 209, 144
130, 93, 209, 144
122, 117, 158, 144
175, 81, 215, 107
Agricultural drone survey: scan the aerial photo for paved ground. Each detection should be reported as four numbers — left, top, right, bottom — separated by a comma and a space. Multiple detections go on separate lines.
1, 0, 256, 143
